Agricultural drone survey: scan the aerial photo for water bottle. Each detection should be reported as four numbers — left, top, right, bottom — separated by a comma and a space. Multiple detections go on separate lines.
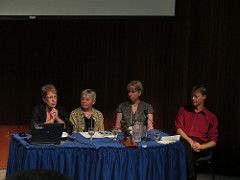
132, 121, 143, 143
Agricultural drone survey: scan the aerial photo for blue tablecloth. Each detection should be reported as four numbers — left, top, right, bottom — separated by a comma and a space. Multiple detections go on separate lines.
6, 132, 187, 180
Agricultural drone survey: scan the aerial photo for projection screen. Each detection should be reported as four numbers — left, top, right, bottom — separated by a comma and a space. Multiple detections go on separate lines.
0, 0, 175, 17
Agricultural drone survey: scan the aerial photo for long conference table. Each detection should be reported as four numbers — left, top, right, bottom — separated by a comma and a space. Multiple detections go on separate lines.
6, 131, 187, 180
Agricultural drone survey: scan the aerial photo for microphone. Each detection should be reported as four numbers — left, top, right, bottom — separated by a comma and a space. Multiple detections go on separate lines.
143, 109, 150, 141
143, 109, 148, 126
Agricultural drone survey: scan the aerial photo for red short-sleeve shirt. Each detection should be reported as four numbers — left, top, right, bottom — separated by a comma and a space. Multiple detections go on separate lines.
175, 106, 218, 144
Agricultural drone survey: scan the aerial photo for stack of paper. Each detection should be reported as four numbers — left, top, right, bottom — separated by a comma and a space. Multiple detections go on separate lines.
80, 132, 105, 138
61, 132, 69, 138
157, 135, 180, 144
79, 131, 115, 138
98, 131, 115, 138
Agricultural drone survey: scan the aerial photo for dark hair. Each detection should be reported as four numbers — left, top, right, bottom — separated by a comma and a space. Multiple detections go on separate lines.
191, 84, 207, 96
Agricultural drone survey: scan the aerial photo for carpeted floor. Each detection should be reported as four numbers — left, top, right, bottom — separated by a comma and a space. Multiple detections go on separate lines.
197, 173, 240, 180
1, 169, 239, 180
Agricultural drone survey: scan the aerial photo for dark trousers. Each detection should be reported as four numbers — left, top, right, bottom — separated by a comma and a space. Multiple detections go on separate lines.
182, 139, 210, 179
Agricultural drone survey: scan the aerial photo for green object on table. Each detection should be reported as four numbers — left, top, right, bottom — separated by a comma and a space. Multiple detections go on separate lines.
98, 131, 113, 137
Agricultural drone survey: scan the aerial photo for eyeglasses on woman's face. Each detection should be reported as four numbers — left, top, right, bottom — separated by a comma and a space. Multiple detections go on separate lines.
46, 95, 58, 100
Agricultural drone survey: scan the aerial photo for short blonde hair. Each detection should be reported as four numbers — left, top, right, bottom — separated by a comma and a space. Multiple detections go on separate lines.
41, 84, 57, 98
127, 80, 143, 93
81, 89, 96, 100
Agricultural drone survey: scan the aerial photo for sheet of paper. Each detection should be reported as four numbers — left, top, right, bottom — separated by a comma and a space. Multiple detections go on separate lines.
161, 135, 180, 142
80, 132, 105, 138
156, 135, 180, 144
61, 132, 68, 138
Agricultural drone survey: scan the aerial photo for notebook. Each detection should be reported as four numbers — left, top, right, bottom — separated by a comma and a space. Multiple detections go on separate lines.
29, 123, 64, 144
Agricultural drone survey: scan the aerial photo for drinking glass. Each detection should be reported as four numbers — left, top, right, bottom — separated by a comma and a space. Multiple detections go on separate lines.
88, 127, 95, 140
111, 127, 118, 140
154, 130, 161, 142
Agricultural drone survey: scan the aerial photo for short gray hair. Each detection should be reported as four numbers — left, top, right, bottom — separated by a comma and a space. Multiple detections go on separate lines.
81, 89, 96, 100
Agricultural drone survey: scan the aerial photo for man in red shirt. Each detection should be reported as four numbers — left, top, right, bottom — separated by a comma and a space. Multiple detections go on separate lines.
175, 85, 218, 180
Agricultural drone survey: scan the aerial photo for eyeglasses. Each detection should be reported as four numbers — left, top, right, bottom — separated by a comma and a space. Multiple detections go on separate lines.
46, 95, 58, 100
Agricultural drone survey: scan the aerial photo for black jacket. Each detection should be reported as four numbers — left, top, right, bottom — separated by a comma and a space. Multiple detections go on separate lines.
30, 104, 73, 133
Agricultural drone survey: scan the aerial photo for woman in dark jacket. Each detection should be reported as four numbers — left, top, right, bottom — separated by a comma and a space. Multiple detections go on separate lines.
31, 84, 72, 133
